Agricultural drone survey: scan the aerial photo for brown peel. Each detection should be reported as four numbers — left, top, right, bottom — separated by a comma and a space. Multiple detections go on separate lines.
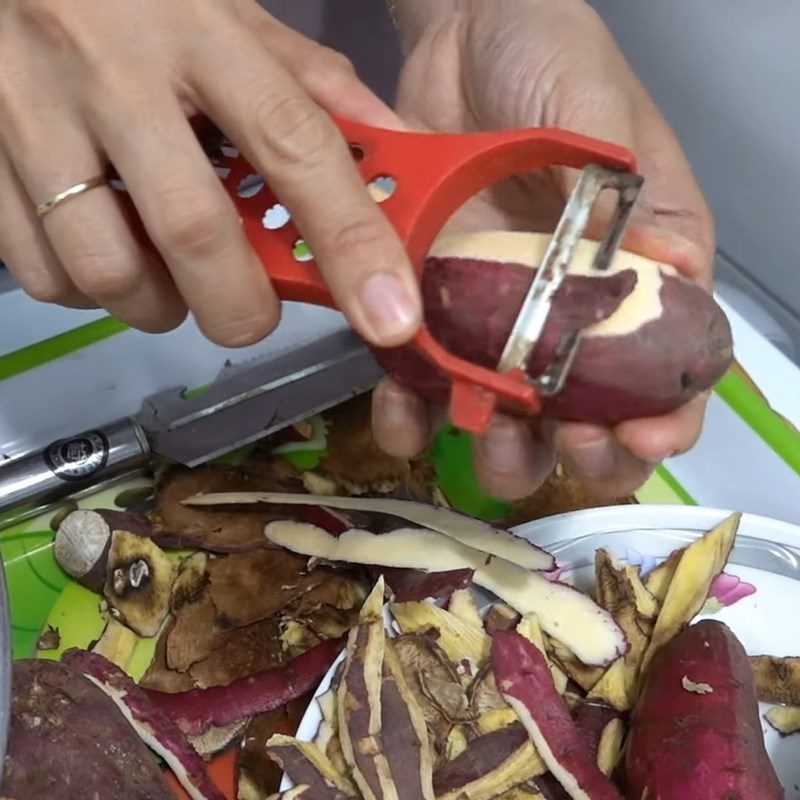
381, 641, 435, 800
751, 655, 800, 705
433, 722, 546, 800
587, 550, 651, 711
337, 579, 398, 800
391, 601, 489, 673
266, 734, 357, 800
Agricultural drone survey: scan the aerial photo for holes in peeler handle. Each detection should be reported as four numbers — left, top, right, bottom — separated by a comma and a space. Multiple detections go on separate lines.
262, 203, 291, 231
366, 175, 397, 203
292, 239, 314, 262
349, 143, 365, 162
237, 174, 265, 198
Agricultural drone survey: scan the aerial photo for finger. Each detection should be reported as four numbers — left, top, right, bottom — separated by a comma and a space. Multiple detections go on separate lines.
235, 4, 403, 128
554, 422, 655, 499
371, 379, 430, 458
627, 83, 715, 277
623, 218, 713, 292
614, 391, 709, 463
538, 60, 713, 287
472, 416, 556, 500
190, 29, 422, 347
88, 86, 276, 346
5, 112, 187, 332
0, 152, 95, 308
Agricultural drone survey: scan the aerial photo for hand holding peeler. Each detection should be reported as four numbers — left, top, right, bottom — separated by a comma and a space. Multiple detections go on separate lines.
211, 116, 644, 434
0, 118, 642, 529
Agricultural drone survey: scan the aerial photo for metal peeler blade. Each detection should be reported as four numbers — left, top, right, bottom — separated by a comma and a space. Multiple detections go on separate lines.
497, 163, 644, 394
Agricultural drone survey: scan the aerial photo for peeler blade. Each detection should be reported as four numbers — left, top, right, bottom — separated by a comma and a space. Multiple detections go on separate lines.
138, 329, 384, 467
497, 163, 643, 394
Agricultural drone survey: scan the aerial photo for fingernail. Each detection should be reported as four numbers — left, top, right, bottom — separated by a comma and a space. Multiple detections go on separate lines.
375, 380, 420, 426
478, 419, 528, 473
566, 435, 616, 478
360, 272, 420, 342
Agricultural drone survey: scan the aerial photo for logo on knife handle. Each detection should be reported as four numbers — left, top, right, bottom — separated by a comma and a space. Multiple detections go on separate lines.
44, 431, 109, 482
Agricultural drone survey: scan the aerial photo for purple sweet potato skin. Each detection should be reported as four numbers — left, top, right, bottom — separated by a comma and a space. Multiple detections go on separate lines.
375, 256, 732, 425
3, 659, 173, 799
624, 620, 784, 800
432, 722, 529, 795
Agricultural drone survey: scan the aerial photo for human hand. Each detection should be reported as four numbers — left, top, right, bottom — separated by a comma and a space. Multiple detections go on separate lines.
373, 0, 716, 500
0, 0, 422, 348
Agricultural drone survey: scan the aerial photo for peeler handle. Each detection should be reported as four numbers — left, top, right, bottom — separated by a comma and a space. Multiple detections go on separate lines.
214, 117, 638, 433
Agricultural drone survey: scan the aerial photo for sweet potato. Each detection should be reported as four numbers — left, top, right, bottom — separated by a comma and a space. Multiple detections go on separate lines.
624, 620, 783, 799
62, 648, 226, 800
4, 659, 173, 799
374, 232, 733, 425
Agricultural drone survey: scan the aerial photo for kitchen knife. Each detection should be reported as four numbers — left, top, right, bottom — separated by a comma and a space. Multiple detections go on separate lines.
0, 328, 384, 528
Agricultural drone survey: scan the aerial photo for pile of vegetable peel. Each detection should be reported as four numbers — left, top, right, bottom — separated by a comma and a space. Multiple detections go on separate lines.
5, 396, 796, 799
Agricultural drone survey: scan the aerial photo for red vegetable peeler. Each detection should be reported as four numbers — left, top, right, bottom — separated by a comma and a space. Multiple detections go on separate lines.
210, 117, 643, 435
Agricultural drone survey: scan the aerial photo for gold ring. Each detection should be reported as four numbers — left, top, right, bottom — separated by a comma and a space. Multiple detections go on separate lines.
36, 176, 108, 219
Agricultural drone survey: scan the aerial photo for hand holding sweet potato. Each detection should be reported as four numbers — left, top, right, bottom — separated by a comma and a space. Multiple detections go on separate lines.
374, 0, 722, 501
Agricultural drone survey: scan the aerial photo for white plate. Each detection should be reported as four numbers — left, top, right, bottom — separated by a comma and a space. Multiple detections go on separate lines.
283, 505, 800, 796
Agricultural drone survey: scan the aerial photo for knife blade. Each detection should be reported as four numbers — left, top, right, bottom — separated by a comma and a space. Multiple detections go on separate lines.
0, 329, 384, 528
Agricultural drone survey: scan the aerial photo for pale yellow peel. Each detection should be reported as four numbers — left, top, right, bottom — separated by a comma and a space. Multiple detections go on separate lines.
623, 565, 660, 621
643, 549, 684, 604
390, 601, 489, 670
91, 617, 139, 669
765, 705, 800, 735
516, 613, 569, 694
475, 708, 519, 735
337, 577, 398, 800
383, 640, 436, 800
596, 718, 625, 776
641, 513, 740, 674
448, 589, 484, 631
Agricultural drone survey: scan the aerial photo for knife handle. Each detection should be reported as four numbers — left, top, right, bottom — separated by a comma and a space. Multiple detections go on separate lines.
0, 418, 149, 529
